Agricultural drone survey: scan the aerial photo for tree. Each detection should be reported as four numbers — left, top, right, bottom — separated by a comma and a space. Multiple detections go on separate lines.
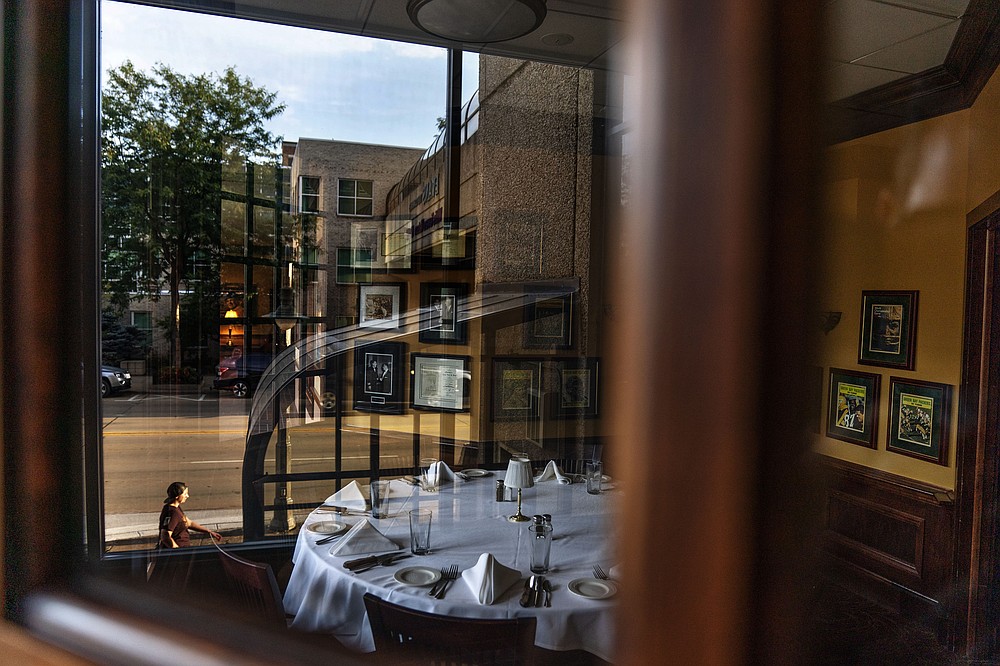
100, 309, 147, 366
101, 61, 284, 368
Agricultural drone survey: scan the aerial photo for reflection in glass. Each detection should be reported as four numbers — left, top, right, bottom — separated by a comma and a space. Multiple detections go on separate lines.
99, 2, 624, 560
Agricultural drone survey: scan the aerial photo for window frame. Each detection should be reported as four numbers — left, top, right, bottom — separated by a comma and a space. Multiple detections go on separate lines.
336, 177, 374, 217
298, 174, 320, 214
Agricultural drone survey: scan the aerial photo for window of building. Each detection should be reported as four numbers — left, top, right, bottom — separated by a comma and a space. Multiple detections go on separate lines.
299, 175, 320, 213
337, 178, 373, 216
130, 311, 153, 347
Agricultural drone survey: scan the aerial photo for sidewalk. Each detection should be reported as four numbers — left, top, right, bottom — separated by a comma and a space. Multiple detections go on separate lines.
105, 509, 244, 548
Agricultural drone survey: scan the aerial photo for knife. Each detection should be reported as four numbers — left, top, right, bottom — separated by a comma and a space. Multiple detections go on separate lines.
534, 576, 545, 607
316, 533, 345, 545
344, 555, 378, 570
318, 505, 368, 516
345, 552, 401, 570
351, 553, 411, 573
519, 576, 536, 608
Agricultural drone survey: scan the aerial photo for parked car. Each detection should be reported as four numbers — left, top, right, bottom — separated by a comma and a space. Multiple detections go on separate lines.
101, 365, 132, 398
213, 353, 273, 398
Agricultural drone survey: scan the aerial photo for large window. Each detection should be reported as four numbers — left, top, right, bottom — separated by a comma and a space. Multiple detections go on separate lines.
299, 175, 320, 213
97, 0, 621, 556
337, 178, 373, 216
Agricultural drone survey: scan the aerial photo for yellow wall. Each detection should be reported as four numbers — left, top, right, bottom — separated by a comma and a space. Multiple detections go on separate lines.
816, 102, 977, 489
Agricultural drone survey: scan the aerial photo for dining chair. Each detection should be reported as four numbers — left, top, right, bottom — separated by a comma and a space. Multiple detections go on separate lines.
363, 593, 537, 665
213, 540, 288, 628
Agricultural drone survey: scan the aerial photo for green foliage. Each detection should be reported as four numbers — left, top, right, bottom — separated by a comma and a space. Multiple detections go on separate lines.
101, 61, 284, 364
100, 309, 147, 365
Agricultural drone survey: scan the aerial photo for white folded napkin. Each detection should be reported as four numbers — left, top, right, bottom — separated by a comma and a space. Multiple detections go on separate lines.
323, 480, 369, 510
424, 461, 460, 487
328, 519, 401, 556
386, 478, 417, 496
534, 460, 573, 485
461, 553, 521, 605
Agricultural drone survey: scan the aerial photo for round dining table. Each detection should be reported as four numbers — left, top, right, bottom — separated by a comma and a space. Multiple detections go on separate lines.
283, 471, 620, 662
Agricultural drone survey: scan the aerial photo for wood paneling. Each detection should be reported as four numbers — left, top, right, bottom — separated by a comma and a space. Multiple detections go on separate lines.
818, 456, 955, 628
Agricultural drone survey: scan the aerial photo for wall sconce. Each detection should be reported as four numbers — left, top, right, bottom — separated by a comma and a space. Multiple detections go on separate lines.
407, 0, 547, 43
820, 311, 842, 334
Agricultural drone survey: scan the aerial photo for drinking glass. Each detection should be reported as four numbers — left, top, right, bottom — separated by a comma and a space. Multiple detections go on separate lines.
370, 480, 390, 519
409, 509, 432, 555
420, 457, 439, 491
585, 460, 603, 495
529, 523, 553, 573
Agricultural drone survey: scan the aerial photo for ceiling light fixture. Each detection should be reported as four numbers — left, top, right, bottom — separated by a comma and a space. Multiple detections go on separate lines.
406, 0, 547, 44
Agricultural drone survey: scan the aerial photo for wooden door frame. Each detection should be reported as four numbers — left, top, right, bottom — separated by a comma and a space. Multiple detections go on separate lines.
955, 190, 1000, 659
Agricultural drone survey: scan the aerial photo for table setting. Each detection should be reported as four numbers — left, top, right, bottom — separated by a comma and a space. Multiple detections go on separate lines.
283, 459, 620, 662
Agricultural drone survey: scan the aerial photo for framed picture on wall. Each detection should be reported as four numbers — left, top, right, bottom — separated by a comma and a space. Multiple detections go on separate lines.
523, 291, 573, 350
826, 367, 881, 448
492, 358, 542, 421
858, 290, 918, 370
351, 220, 387, 273
419, 283, 468, 344
411, 353, 470, 412
886, 377, 950, 465
552, 357, 600, 419
353, 341, 406, 414
358, 282, 405, 329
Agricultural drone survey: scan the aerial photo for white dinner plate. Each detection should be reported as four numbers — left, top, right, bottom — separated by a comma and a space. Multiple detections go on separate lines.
394, 566, 442, 587
568, 577, 618, 600
463, 469, 492, 478
306, 521, 347, 536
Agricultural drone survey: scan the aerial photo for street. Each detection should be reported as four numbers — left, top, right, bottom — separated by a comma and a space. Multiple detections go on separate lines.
101, 388, 469, 547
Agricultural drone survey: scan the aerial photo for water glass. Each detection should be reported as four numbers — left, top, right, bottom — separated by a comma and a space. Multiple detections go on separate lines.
420, 457, 439, 491
585, 460, 603, 495
408, 509, 432, 555
370, 480, 390, 519
529, 523, 553, 574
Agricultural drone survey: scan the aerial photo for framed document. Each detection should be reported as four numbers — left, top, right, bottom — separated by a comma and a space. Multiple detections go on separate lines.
887, 377, 950, 465
858, 290, 918, 370
826, 367, 880, 448
411, 353, 470, 412
353, 341, 406, 414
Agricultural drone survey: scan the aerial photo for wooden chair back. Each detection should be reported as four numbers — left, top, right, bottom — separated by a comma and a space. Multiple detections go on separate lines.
363, 593, 536, 665
214, 541, 286, 628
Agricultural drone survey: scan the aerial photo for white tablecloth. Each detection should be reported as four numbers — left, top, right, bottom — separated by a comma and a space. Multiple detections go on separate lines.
284, 475, 619, 662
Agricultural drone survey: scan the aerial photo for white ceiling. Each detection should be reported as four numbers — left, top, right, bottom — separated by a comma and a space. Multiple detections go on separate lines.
826, 0, 970, 101
139, 0, 971, 101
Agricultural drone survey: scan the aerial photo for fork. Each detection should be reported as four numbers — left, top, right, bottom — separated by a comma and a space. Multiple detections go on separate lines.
434, 564, 460, 599
428, 567, 450, 596
593, 564, 610, 580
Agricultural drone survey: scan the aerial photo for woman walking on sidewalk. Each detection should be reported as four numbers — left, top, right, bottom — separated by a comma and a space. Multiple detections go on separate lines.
158, 481, 222, 548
